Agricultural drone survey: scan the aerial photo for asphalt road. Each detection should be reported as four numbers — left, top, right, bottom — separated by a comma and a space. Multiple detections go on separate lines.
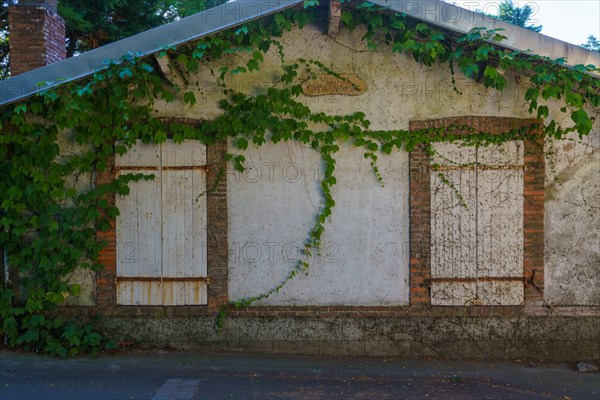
1, 350, 598, 400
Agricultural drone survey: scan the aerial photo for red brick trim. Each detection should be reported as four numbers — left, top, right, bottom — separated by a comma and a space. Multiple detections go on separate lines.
206, 141, 229, 309
96, 155, 117, 307
409, 116, 544, 309
95, 119, 229, 309
523, 132, 546, 312
408, 143, 431, 307
60, 303, 600, 319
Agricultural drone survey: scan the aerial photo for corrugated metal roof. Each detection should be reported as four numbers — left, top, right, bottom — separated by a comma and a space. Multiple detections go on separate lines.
0, 0, 597, 107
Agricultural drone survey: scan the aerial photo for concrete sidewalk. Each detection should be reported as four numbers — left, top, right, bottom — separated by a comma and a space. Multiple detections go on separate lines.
0, 350, 598, 399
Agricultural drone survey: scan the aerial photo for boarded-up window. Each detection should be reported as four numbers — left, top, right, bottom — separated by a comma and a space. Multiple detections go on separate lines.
115, 140, 207, 305
430, 141, 524, 305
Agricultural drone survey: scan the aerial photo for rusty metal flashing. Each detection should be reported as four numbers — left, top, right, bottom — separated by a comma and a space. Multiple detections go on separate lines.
115, 165, 208, 171
429, 276, 524, 283
116, 277, 209, 283
433, 164, 523, 171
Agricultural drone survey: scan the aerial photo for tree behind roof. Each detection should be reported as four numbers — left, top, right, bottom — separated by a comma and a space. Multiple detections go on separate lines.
495, 0, 543, 33
0, 0, 227, 80
581, 35, 600, 52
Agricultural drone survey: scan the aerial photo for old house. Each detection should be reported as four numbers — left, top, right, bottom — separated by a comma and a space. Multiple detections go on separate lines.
1, 0, 598, 359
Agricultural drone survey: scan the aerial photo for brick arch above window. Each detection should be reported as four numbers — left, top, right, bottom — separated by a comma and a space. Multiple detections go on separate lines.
408, 116, 544, 309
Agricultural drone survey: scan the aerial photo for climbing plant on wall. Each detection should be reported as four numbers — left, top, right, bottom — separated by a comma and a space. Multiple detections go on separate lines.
0, 0, 597, 356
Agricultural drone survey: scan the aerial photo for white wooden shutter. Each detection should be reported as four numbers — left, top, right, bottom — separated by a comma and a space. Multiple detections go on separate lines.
115, 140, 207, 306
160, 141, 207, 306
430, 141, 524, 305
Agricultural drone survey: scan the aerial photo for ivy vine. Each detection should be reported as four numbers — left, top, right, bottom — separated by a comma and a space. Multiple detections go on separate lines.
0, 1, 597, 355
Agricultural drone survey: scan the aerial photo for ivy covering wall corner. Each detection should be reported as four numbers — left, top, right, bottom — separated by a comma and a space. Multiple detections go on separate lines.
0, 0, 598, 356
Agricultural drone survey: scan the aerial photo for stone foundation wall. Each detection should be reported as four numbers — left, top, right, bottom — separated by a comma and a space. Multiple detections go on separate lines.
98, 314, 599, 361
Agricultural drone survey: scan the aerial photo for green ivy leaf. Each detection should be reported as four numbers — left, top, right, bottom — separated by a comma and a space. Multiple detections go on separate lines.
274, 13, 287, 27
236, 138, 249, 150
430, 31, 444, 41
30, 102, 43, 114
464, 63, 479, 77
235, 25, 248, 35
356, 1, 374, 8
247, 59, 260, 72
415, 23, 428, 33
154, 131, 168, 143
341, 11, 353, 26
183, 91, 197, 106
69, 284, 81, 296
475, 46, 491, 61
192, 49, 204, 59
571, 109, 592, 135
119, 67, 133, 79
565, 92, 583, 108
536, 105, 549, 119
14, 104, 27, 114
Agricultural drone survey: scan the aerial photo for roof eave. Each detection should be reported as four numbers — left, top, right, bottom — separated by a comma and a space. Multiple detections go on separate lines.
371, 0, 600, 68
1, 0, 598, 107
0, 0, 304, 106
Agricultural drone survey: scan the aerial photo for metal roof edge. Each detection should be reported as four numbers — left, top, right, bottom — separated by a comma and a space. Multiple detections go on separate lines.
370, 0, 600, 68
0, 0, 303, 106
1, 0, 598, 107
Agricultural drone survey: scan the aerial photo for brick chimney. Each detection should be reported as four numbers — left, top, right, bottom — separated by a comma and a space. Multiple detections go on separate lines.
8, 0, 66, 76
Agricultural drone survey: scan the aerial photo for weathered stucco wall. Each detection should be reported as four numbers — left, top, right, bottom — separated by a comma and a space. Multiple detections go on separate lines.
227, 141, 409, 305
545, 139, 600, 306
149, 24, 600, 308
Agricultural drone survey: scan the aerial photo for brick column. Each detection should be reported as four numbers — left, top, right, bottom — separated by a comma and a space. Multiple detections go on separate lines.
523, 130, 545, 310
96, 155, 117, 307
207, 141, 229, 309
408, 139, 432, 307
8, 0, 66, 76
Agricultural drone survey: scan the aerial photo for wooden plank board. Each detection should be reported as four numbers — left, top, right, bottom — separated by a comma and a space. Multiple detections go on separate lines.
115, 140, 208, 306
431, 143, 477, 281
430, 281, 477, 306
162, 170, 185, 279
116, 281, 162, 306
430, 169, 478, 279
161, 141, 207, 305
186, 281, 208, 305
162, 281, 184, 305
477, 141, 523, 166
192, 170, 207, 278
116, 171, 162, 280
431, 142, 476, 167
161, 170, 207, 278
161, 139, 206, 166
161, 142, 207, 280
429, 141, 524, 306
477, 169, 524, 279
477, 281, 523, 305
431, 281, 523, 306
115, 140, 160, 167
161, 281, 208, 306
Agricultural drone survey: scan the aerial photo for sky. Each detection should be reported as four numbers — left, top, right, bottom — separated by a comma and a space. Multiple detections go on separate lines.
447, 0, 600, 46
